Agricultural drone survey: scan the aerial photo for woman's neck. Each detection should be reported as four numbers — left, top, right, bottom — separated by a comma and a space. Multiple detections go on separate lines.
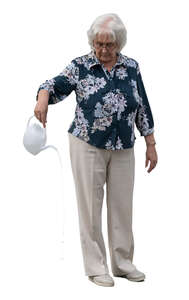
99, 56, 118, 71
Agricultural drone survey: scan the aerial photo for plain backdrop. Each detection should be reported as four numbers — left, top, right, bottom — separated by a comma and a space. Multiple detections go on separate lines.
1, 0, 189, 299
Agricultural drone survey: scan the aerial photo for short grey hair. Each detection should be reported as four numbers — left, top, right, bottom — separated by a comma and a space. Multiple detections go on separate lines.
87, 13, 127, 53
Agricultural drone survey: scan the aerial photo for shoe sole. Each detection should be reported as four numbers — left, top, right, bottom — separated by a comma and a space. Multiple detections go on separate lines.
88, 277, 115, 287
114, 275, 145, 282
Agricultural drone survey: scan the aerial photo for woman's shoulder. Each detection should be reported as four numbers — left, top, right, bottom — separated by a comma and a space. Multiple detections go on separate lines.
120, 53, 139, 69
71, 51, 99, 71
71, 51, 92, 63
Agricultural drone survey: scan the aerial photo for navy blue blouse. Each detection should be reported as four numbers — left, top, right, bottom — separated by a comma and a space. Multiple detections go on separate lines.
36, 50, 154, 150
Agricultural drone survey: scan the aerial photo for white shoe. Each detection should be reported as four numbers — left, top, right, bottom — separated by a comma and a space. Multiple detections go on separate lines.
88, 274, 115, 287
114, 269, 145, 282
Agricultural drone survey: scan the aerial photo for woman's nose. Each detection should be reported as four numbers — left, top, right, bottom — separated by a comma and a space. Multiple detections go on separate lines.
102, 47, 108, 53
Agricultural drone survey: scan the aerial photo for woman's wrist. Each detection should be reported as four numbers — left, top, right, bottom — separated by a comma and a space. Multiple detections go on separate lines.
144, 133, 156, 147
146, 142, 156, 148
37, 89, 49, 104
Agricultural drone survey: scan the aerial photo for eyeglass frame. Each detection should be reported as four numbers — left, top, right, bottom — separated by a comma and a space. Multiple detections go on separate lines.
93, 40, 117, 50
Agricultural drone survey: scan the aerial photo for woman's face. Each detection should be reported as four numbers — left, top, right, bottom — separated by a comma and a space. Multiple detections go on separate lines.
93, 32, 118, 64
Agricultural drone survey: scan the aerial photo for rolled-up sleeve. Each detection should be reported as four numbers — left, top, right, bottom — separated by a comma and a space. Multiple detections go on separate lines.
135, 62, 154, 136
36, 60, 79, 105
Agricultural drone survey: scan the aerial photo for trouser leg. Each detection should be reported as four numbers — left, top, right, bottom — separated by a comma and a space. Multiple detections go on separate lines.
68, 133, 110, 276
106, 147, 136, 276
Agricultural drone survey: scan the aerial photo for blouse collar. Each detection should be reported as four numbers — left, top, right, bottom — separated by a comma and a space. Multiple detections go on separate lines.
87, 49, 128, 69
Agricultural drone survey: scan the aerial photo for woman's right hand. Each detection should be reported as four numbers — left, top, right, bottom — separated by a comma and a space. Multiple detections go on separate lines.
34, 101, 48, 128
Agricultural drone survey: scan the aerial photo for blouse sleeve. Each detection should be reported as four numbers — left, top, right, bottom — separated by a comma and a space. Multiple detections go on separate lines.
36, 60, 79, 105
134, 62, 155, 136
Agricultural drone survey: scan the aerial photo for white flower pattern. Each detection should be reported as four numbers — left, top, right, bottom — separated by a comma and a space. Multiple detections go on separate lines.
115, 67, 128, 80
76, 74, 107, 102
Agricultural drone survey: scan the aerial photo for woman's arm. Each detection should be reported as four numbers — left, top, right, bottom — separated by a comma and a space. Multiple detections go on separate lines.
36, 60, 79, 105
135, 61, 154, 137
34, 89, 49, 127
144, 132, 156, 147
37, 89, 49, 104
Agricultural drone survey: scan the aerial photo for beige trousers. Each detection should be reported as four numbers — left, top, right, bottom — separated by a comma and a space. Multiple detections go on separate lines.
68, 132, 136, 276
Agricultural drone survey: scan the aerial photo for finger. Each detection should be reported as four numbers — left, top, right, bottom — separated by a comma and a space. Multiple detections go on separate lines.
34, 111, 39, 120
35, 112, 42, 123
145, 158, 149, 168
41, 113, 47, 128
38, 113, 42, 123
147, 161, 156, 173
147, 164, 153, 173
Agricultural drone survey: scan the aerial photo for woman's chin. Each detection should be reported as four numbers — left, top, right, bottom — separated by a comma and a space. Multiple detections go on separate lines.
100, 56, 109, 61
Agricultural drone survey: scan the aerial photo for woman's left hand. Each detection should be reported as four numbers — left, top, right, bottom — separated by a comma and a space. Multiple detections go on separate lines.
145, 145, 158, 173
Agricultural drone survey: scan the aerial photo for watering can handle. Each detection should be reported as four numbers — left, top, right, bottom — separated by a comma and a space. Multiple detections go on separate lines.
27, 114, 46, 130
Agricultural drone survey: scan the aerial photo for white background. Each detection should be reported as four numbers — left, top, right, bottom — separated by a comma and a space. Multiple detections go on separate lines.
1, 0, 189, 298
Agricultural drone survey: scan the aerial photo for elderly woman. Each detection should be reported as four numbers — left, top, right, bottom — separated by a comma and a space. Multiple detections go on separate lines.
34, 13, 158, 287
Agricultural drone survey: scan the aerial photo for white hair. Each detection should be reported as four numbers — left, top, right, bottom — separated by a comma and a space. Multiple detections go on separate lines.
87, 13, 127, 53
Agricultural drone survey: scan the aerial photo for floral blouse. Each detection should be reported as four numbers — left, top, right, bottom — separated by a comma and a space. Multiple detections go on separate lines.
36, 49, 154, 150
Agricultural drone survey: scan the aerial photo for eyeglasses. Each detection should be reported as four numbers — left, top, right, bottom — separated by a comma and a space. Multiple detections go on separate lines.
94, 41, 116, 50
